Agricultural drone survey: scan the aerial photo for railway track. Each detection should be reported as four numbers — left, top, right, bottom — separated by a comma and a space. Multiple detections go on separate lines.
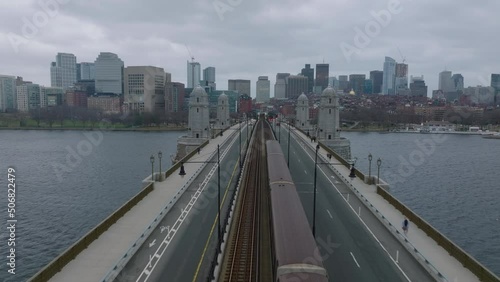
222, 119, 273, 282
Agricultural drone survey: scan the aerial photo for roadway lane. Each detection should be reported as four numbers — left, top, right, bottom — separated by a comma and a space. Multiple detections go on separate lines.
276, 125, 434, 282
117, 124, 250, 282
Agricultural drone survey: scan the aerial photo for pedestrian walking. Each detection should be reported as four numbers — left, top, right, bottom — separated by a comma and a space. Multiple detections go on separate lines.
402, 218, 409, 235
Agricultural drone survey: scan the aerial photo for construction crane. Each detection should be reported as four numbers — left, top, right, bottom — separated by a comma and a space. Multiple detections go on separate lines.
185, 44, 195, 62
397, 47, 406, 64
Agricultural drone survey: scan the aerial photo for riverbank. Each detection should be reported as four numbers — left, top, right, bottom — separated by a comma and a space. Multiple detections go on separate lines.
0, 126, 187, 132
342, 128, 389, 132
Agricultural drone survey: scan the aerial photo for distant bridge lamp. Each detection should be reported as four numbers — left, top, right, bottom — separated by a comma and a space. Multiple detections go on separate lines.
150, 154, 155, 182
158, 151, 163, 181
377, 158, 382, 185
368, 153, 372, 184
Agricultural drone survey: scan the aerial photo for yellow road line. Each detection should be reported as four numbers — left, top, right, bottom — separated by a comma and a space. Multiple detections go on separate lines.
191, 157, 240, 282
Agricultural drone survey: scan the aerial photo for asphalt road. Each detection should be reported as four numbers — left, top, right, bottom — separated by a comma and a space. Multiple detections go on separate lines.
276, 124, 435, 282
116, 124, 250, 282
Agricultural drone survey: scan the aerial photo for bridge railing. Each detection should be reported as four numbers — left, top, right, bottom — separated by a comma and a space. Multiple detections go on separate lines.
377, 186, 500, 282
28, 182, 155, 282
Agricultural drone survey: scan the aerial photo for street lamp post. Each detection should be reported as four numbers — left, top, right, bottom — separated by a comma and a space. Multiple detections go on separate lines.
178, 145, 221, 253
377, 158, 382, 184
158, 151, 163, 180
217, 144, 221, 252
368, 153, 372, 184
278, 121, 281, 143
150, 155, 155, 181
239, 119, 242, 168
312, 144, 320, 238
287, 121, 291, 167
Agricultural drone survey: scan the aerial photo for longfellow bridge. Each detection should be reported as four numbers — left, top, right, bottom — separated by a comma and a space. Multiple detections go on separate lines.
29, 118, 499, 282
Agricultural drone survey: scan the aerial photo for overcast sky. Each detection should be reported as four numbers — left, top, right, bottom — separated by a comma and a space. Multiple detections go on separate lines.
1, 0, 499, 97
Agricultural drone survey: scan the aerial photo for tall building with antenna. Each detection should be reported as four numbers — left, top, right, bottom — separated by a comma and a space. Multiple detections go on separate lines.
187, 61, 201, 88
382, 57, 396, 95
185, 45, 201, 88
315, 63, 329, 92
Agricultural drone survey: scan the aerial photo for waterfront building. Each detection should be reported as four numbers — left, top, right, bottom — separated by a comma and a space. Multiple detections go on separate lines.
94, 52, 124, 95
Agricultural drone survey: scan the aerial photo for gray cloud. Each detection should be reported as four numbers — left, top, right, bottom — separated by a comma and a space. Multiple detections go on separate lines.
1, 0, 499, 96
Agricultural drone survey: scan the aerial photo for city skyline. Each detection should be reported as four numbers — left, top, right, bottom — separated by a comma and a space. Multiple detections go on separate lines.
1, 0, 499, 97
2, 49, 499, 99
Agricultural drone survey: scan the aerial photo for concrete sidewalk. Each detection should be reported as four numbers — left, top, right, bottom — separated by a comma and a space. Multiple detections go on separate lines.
49, 123, 244, 282
290, 125, 479, 282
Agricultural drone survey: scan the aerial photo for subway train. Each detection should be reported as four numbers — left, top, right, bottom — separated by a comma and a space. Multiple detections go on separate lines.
266, 140, 329, 282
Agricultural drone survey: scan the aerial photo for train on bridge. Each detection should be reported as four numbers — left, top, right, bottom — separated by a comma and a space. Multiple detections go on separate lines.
266, 140, 328, 282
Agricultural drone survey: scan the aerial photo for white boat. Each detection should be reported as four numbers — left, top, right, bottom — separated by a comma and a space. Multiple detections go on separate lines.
482, 133, 500, 139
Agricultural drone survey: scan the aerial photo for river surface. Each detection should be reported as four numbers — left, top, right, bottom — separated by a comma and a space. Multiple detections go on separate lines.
0, 130, 498, 281
0, 129, 184, 282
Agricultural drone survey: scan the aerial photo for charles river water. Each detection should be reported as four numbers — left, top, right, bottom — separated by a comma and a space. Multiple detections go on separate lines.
0, 129, 498, 281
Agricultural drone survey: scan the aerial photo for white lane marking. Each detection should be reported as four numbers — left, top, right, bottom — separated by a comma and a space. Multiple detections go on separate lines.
350, 252, 361, 268
160, 225, 169, 234
291, 131, 412, 282
304, 169, 308, 175
327, 210, 333, 219
330, 175, 335, 179
148, 239, 156, 248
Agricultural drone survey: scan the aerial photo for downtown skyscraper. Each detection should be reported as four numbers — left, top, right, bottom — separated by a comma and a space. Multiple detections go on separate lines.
382, 57, 396, 95
274, 73, 289, 99
124, 66, 167, 113
187, 61, 201, 88
77, 62, 95, 80
370, 70, 383, 94
94, 52, 124, 94
201, 67, 216, 91
286, 75, 308, 99
256, 76, 270, 103
301, 64, 314, 93
50, 53, 77, 90
228, 79, 251, 97
492, 74, 500, 105
439, 70, 453, 92
395, 63, 409, 95
315, 64, 329, 92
